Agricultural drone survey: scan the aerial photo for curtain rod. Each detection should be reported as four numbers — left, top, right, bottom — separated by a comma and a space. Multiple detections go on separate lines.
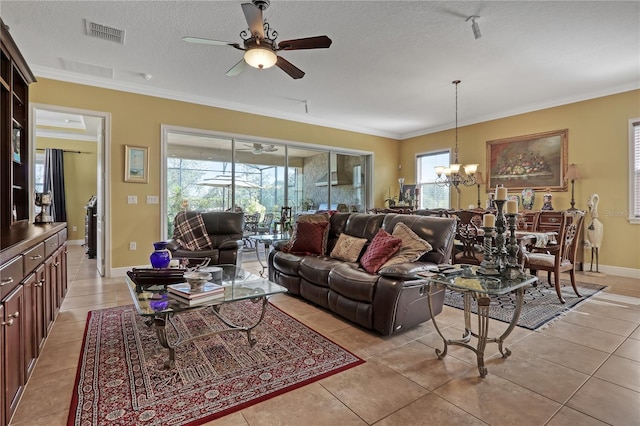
36, 148, 92, 154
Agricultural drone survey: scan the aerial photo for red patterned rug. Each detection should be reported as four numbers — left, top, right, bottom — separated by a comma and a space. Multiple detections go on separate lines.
67, 301, 364, 425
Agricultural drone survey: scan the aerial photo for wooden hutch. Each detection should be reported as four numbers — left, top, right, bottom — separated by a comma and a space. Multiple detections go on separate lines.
0, 18, 68, 426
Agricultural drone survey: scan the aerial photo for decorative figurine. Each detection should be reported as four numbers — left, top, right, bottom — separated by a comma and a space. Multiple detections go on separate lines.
586, 193, 604, 275
541, 188, 553, 211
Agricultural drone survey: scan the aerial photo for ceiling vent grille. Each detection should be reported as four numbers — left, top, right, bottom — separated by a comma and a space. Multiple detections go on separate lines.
84, 19, 125, 44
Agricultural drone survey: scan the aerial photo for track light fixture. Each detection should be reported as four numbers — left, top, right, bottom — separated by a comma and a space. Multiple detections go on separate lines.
466, 16, 481, 40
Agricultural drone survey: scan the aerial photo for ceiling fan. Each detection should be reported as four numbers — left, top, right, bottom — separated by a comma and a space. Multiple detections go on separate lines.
238, 143, 278, 154
183, 0, 332, 79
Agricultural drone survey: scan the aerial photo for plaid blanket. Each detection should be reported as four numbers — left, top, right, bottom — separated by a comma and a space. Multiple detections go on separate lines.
173, 211, 214, 251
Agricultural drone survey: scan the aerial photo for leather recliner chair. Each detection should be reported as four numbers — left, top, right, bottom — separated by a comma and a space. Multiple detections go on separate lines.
166, 211, 245, 266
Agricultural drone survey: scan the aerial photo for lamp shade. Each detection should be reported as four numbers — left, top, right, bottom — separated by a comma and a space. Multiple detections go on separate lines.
244, 47, 277, 69
565, 163, 581, 181
463, 164, 478, 175
475, 171, 485, 184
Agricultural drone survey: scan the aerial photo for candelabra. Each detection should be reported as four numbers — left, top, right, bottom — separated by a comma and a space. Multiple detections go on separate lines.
503, 213, 526, 279
493, 199, 507, 271
479, 226, 499, 276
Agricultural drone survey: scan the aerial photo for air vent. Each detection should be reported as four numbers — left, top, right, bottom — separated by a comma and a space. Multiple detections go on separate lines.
84, 19, 125, 44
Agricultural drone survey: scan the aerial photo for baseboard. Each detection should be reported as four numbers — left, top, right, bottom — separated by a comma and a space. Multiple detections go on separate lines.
589, 264, 640, 279
67, 239, 85, 246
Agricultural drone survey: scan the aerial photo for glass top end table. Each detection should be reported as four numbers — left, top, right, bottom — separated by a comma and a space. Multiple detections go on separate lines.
126, 264, 287, 368
426, 265, 537, 377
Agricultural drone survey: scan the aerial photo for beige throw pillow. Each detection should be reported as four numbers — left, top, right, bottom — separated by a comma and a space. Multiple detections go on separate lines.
330, 233, 368, 262
381, 222, 433, 268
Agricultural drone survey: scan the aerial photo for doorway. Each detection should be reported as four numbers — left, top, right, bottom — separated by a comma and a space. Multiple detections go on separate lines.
31, 104, 111, 277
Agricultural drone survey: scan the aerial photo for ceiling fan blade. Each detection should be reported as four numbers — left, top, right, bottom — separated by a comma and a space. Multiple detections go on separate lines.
241, 3, 264, 39
276, 56, 305, 79
183, 36, 239, 48
278, 36, 332, 51
226, 59, 247, 77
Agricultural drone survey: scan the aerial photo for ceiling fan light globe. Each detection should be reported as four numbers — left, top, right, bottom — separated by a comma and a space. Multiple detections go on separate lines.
244, 47, 277, 69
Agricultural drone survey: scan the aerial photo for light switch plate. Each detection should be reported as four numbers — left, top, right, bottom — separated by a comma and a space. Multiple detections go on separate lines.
127, 195, 137, 204
147, 195, 159, 204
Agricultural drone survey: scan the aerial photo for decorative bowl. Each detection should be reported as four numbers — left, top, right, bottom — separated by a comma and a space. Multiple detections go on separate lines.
183, 271, 212, 291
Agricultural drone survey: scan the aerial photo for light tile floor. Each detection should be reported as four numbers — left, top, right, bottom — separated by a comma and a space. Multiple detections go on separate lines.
9, 245, 640, 425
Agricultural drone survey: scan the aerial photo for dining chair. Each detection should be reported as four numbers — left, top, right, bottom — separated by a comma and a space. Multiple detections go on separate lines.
451, 209, 484, 265
525, 210, 586, 303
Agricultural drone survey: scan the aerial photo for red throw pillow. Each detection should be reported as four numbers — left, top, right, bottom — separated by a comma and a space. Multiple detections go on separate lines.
286, 221, 330, 255
360, 229, 402, 274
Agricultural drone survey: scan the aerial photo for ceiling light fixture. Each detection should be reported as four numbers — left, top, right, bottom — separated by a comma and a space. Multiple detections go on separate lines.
435, 80, 478, 208
466, 16, 481, 40
244, 45, 277, 69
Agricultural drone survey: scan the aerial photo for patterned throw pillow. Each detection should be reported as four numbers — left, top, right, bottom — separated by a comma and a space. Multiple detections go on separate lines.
287, 212, 331, 253
359, 229, 402, 274
330, 233, 368, 262
381, 222, 433, 268
172, 211, 214, 251
287, 221, 330, 255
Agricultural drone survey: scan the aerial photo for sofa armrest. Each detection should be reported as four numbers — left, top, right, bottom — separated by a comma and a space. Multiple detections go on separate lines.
272, 240, 290, 251
219, 239, 244, 250
378, 261, 437, 279
165, 239, 182, 251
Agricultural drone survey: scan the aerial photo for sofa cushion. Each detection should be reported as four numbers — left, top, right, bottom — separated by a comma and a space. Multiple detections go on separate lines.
329, 263, 379, 303
359, 229, 402, 273
381, 222, 433, 268
299, 256, 344, 287
288, 212, 331, 252
330, 233, 368, 262
287, 221, 330, 255
272, 251, 306, 276
172, 211, 213, 251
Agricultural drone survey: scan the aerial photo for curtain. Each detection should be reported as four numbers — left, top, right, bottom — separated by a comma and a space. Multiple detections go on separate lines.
43, 148, 67, 222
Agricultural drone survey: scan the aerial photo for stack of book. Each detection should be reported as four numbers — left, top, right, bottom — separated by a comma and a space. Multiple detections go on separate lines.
167, 282, 225, 306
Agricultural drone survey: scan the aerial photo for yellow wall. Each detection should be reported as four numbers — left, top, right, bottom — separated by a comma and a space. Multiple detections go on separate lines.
30, 78, 398, 268
35, 138, 97, 243
400, 90, 640, 271
29, 78, 640, 272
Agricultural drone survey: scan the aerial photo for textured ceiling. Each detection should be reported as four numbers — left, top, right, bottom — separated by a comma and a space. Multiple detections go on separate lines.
2, 1, 639, 139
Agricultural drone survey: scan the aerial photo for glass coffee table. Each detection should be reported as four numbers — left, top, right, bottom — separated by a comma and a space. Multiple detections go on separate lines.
126, 264, 287, 368
425, 265, 538, 377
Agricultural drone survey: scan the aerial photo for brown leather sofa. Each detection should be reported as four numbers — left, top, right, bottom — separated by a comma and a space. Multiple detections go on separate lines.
166, 211, 244, 266
268, 212, 457, 335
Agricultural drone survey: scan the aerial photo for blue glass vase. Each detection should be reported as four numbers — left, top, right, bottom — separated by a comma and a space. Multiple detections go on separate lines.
150, 241, 171, 268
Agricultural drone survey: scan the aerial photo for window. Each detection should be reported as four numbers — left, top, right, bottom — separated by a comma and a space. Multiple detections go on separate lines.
630, 118, 640, 224
416, 150, 450, 209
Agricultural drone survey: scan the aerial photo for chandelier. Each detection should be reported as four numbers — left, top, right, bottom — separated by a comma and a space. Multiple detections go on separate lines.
435, 80, 478, 189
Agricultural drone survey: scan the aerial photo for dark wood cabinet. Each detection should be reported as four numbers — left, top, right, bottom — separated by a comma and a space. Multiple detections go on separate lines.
22, 273, 36, 379
1, 18, 36, 230
2, 285, 24, 422
33, 265, 45, 353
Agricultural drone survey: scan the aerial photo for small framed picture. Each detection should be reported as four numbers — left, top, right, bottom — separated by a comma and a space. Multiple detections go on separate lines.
124, 145, 149, 183
12, 128, 21, 163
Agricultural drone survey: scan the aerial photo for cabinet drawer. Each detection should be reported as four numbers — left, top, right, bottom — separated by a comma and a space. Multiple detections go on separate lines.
1, 256, 24, 299
58, 228, 68, 245
44, 235, 59, 258
23, 242, 45, 275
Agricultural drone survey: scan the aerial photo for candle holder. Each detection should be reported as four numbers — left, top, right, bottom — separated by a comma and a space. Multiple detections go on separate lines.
478, 226, 500, 275
502, 213, 525, 280
493, 199, 508, 270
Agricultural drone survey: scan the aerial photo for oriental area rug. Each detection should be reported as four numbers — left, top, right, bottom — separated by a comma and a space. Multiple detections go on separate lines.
67, 301, 364, 426
444, 280, 606, 330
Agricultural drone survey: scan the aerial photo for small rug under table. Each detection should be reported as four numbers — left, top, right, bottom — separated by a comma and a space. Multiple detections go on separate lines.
444, 280, 606, 330
67, 301, 364, 426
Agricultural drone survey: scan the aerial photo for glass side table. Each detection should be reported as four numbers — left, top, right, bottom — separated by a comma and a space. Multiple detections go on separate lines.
426, 266, 538, 377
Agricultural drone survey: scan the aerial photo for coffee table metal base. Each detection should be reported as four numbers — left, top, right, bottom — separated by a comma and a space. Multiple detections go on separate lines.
149, 296, 269, 369
427, 286, 526, 377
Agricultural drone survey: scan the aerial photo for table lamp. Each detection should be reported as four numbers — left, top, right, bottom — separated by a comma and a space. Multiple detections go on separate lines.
565, 164, 581, 211
475, 172, 485, 208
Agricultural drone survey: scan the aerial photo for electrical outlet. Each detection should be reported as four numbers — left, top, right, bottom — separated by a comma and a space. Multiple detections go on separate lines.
72, 226, 77, 231
127, 195, 137, 204
147, 195, 159, 204
129, 242, 136, 250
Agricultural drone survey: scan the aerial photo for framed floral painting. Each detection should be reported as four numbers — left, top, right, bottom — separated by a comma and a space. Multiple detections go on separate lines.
486, 129, 568, 192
